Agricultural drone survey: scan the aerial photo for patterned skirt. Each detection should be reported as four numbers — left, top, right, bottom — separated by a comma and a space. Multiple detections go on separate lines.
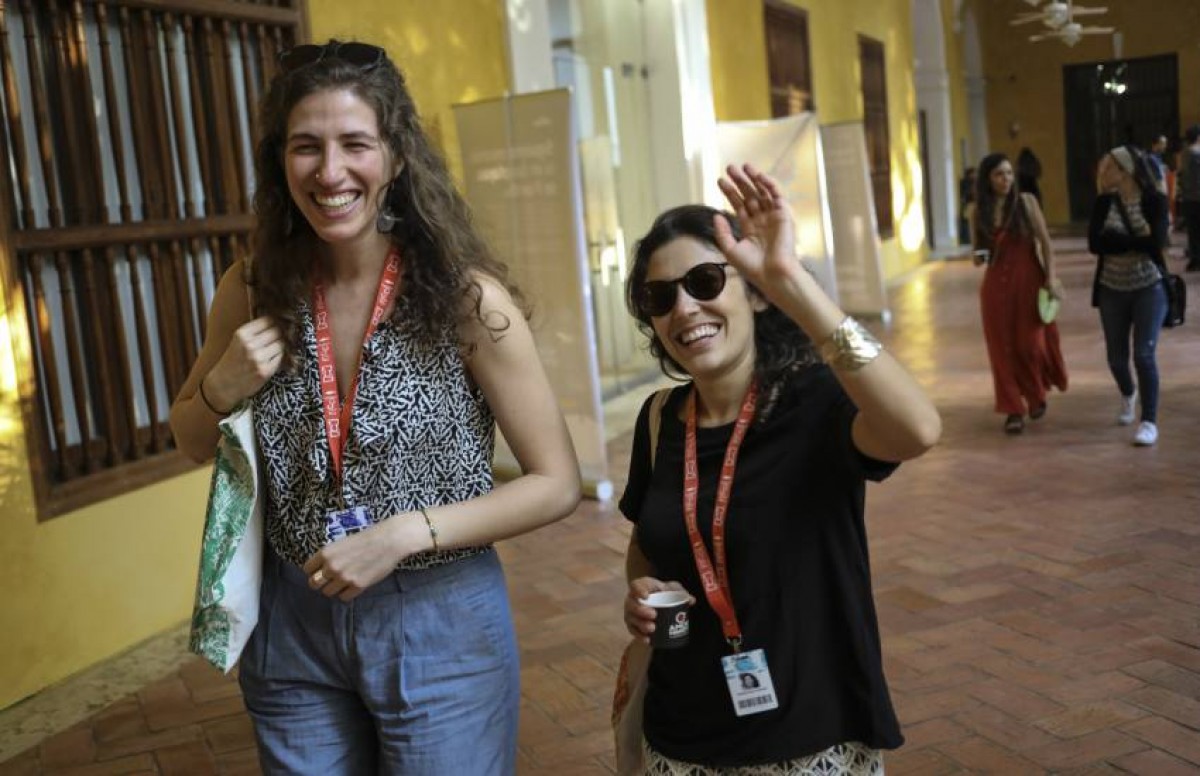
642, 740, 884, 775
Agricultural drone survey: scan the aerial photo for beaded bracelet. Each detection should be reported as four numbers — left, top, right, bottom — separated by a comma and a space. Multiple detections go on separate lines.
419, 507, 440, 553
198, 377, 231, 417
818, 316, 883, 371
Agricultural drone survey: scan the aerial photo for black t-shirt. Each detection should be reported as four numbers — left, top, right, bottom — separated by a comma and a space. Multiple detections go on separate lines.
618, 367, 904, 766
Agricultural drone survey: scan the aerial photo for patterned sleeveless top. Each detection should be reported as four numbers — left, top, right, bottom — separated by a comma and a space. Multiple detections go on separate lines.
1100, 198, 1161, 291
252, 298, 494, 570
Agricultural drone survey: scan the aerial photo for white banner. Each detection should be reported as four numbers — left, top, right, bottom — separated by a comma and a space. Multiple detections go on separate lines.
454, 89, 611, 500
712, 112, 837, 299
818, 122, 889, 319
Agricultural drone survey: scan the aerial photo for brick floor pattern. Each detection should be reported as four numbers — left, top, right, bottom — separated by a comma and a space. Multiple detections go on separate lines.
3, 238, 1198, 774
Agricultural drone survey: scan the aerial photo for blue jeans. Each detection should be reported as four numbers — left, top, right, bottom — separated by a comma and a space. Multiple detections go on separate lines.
239, 548, 520, 775
1097, 282, 1167, 423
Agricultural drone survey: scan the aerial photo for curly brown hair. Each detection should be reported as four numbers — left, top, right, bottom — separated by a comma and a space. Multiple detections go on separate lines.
249, 40, 524, 365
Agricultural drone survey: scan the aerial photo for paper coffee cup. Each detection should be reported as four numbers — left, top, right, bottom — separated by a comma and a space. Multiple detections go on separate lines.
641, 590, 690, 649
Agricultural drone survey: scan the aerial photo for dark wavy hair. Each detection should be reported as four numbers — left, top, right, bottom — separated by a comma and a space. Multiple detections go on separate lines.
973, 152, 1030, 250
624, 205, 816, 417
249, 40, 523, 365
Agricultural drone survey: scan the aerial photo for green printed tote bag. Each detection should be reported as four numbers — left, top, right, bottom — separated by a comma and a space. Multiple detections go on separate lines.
189, 405, 263, 673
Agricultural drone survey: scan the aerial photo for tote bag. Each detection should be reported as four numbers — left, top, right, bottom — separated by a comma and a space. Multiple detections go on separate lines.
188, 405, 264, 673
613, 388, 671, 776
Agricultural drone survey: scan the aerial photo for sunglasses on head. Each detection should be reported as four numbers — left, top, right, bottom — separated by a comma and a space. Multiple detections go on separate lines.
277, 42, 386, 74
637, 262, 730, 318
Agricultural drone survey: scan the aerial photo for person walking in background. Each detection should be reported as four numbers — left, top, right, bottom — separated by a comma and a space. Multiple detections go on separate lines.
959, 166, 977, 245
972, 153, 1067, 434
620, 164, 941, 774
1089, 145, 1170, 447
1146, 135, 1171, 247
1177, 125, 1200, 271
169, 39, 581, 774
1147, 135, 1169, 196
1016, 147, 1043, 206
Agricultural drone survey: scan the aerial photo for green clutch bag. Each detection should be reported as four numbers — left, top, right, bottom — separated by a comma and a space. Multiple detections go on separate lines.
1038, 287, 1060, 324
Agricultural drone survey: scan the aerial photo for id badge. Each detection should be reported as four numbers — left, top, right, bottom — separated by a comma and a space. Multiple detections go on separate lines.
721, 648, 779, 717
324, 505, 372, 544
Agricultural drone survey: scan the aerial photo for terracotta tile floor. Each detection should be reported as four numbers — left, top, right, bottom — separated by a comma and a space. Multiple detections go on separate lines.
3, 236, 1199, 774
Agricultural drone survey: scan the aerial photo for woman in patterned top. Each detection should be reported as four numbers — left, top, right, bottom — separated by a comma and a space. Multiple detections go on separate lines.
1089, 145, 1171, 446
618, 165, 941, 774
169, 40, 580, 774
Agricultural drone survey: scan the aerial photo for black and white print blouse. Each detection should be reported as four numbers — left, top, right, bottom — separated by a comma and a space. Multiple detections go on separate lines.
252, 299, 494, 570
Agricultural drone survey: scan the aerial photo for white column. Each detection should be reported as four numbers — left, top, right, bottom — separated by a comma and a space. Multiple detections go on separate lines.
912, 0, 958, 252
641, 0, 716, 209
915, 70, 960, 251
960, 4, 990, 164
504, 0, 556, 93
966, 76, 990, 165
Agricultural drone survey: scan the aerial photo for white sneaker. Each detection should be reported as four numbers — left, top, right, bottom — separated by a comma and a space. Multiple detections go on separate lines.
1118, 389, 1138, 426
1133, 421, 1158, 446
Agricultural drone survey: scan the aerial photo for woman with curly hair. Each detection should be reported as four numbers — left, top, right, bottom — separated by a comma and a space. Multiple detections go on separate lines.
169, 40, 580, 774
618, 164, 940, 774
973, 152, 1068, 434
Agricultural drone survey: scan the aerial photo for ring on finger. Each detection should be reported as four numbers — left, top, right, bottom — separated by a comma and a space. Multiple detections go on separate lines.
311, 569, 326, 586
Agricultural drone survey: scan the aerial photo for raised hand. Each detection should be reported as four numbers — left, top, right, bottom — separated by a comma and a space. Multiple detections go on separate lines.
714, 163, 799, 299
204, 316, 285, 411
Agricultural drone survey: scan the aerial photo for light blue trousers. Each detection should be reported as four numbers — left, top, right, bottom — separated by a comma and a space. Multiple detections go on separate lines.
238, 548, 520, 775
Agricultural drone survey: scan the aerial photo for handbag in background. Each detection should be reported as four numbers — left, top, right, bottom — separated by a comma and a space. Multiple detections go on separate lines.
1037, 287, 1061, 324
1162, 273, 1186, 328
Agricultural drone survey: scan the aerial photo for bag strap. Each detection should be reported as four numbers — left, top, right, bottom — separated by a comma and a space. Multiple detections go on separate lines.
243, 259, 256, 319
1018, 193, 1049, 276
646, 387, 671, 471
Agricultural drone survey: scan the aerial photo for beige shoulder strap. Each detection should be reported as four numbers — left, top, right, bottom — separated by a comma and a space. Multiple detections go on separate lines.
243, 260, 256, 319
647, 387, 671, 470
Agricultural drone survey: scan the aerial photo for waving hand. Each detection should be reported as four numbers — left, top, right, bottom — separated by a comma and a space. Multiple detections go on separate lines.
713, 163, 799, 304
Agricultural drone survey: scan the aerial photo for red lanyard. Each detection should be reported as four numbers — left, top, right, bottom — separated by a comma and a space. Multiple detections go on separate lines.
683, 382, 757, 651
312, 247, 402, 485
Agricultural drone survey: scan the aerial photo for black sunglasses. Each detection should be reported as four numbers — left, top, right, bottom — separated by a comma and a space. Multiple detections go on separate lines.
637, 262, 730, 318
277, 42, 386, 74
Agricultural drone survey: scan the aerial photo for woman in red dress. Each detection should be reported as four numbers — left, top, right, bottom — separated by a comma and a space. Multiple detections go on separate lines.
973, 153, 1068, 433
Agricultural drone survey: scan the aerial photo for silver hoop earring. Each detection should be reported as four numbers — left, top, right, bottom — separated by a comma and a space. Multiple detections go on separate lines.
376, 183, 400, 233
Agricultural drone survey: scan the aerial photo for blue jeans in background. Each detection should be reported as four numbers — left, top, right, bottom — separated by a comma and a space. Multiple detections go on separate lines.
239, 548, 520, 776
1097, 281, 1168, 423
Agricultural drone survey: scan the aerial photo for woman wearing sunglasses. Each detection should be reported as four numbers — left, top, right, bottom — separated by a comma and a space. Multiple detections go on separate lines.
619, 164, 940, 774
169, 40, 580, 774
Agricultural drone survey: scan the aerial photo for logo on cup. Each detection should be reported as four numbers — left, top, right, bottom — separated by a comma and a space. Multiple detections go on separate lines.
640, 590, 691, 649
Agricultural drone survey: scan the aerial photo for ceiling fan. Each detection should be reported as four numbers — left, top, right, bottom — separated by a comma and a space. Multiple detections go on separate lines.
1012, 1, 1107, 30
1029, 20, 1114, 46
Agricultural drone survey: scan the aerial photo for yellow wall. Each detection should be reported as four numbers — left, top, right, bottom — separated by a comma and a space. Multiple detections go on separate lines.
0, 0, 510, 712
969, 0, 1200, 224
0, 282, 212, 709
308, 0, 509, 182
707, 0, 928, 279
